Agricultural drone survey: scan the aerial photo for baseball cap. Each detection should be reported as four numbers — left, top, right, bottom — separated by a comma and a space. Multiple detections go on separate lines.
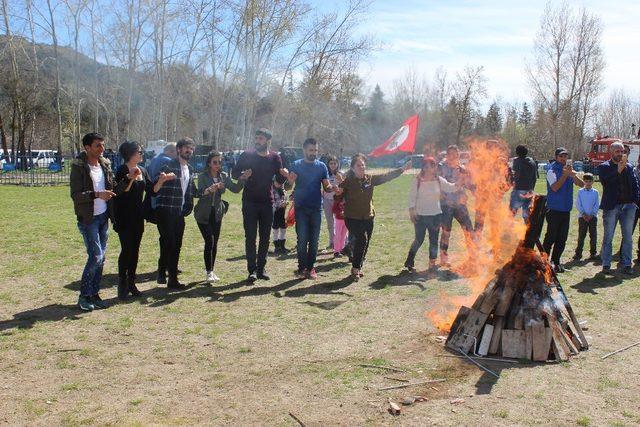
555, 147, 569, 156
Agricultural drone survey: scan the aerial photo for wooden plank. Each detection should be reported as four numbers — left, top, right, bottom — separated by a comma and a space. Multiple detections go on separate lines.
488, 316, 505, 354
523, 309, 534, 360
550, 286, 589, 350
494, 282, 516, 316
474, 279, 501, 314
531, 321, 552, 361
501, 329, 528, 359
477, 324, 494, 356
445, 306, 489, 354
546, 314, 570, 361
513, 309, 524, 330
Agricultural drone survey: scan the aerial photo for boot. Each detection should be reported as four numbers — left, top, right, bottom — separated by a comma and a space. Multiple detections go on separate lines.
128, 275, 142, 297
404, 251, 416, 272
273, 240, 281, 255
428, 259, 438, 271
117, 275, 129, 301
281, 239, 290, 253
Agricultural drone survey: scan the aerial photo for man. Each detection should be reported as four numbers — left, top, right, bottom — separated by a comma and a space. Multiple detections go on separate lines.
543, 147, 584, 273
70, 133, 117, 311
153, 138, 197, 289
288, 138, 336, 279
232, 129, 288, 282
510, 144, 537, 220
437, 145, 474, 266
598, 142, 640, 274
148, 143, 177, 284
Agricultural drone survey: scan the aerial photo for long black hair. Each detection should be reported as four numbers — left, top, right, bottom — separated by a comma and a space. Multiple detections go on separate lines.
326, 155, 339, 175
118, 140, 142, 163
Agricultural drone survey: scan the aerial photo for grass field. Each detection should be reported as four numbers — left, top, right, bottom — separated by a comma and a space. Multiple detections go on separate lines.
1, 174, 639, 426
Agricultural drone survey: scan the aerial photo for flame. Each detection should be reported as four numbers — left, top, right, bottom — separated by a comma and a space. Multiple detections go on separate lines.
426, 138, 528, 332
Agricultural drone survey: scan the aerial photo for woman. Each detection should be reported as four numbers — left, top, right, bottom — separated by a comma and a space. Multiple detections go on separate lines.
322, 156, 341, 250
337, 154, 411, 280
113, 141, 154, 300
405, 157, 457, 273
194, 151, 245, 282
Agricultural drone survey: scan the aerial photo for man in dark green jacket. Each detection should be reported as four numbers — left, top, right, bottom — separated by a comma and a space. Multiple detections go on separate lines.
70, 133, 116, 311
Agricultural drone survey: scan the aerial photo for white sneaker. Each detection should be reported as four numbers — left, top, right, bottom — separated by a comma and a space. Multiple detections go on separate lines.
206, 271, 215, 282
210, 272, 220, 282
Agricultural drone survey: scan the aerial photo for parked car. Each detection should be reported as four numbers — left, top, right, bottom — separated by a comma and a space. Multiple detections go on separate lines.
396, 154, 424, 168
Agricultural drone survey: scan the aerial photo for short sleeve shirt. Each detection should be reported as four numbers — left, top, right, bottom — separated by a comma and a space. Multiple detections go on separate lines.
290, 159, 329, 210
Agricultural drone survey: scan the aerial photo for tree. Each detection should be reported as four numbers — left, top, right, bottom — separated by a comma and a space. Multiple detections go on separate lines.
519, 102, 532, 127
451, 65, 486, 143
485, 102, 503, 135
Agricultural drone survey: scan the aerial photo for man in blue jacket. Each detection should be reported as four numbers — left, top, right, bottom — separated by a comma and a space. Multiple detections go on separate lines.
543, 147, 584, 273
598, 142, 640, 274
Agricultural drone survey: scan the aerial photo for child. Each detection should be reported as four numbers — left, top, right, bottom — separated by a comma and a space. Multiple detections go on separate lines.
272, 180, 289, 254
573, 172, 599, 261
332, 194, 348, 257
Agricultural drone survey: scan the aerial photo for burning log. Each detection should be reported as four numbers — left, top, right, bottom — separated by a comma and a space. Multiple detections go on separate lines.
445, 196, 587, 362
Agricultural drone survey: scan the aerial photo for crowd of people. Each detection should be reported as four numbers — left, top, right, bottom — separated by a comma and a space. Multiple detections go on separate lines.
70, 131, 640, 312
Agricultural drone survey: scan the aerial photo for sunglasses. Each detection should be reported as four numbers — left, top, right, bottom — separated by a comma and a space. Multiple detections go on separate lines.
210, 160, 221, 165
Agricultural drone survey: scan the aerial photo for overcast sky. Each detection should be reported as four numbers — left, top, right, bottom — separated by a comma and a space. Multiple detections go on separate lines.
326, 0, 640, 106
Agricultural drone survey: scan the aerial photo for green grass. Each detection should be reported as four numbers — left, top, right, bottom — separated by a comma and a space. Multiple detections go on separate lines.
1, 174, 639, 425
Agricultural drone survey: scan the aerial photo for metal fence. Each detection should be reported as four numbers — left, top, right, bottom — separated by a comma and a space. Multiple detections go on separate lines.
0, 154, 231, 186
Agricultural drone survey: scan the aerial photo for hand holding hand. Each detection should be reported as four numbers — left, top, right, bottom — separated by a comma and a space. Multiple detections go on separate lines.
127, 166, 141, 180
97, 190, 116, 201
240, 169, 252, 180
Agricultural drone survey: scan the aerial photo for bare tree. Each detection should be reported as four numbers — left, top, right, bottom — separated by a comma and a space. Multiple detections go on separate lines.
451, 65, 486, 143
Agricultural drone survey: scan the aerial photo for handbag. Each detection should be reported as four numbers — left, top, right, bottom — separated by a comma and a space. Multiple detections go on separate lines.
214, 199, 229, 222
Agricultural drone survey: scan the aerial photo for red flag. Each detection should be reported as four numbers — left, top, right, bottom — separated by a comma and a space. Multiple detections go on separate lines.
369, 115, 419, 157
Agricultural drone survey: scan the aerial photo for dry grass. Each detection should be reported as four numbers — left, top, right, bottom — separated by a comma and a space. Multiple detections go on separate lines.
0, 175, 639, 426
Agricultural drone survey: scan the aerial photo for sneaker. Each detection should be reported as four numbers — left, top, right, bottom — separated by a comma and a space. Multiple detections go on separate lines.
247, 272, 258, 283
211, 272, 220, 282
572, 254, 582, 261
167, 278, 185, 290
588, 254, 600, 261
333, 252, 342, 258
295, 269, 308, 279
78, 295, 94, 312
307, 268, 318, 280
91, 294, 109, 309
554, 264, 566, 273
602, 266, 613, 274
257, 271, 271, 280
350, 268, 360, 282
206, 271, 215, 282
622, 266, 634, 275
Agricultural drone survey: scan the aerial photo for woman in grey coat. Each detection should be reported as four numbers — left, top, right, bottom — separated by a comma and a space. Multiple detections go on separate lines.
194, 151, 247, 282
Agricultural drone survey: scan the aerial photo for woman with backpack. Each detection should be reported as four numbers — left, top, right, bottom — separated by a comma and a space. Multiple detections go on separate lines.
404, 157, 458, 273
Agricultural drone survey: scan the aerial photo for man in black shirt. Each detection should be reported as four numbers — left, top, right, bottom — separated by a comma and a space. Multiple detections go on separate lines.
509, 145, 537, 220
232, 129, 288, 282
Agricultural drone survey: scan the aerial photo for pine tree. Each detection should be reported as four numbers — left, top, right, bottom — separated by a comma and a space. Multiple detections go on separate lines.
519, 102, 532, 127
485, 102, 503, 134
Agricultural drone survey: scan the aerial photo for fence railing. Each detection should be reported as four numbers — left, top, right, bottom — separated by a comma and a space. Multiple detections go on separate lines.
0, 154, 231, 186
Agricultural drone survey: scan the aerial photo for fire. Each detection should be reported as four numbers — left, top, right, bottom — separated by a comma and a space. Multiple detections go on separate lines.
426, 138, 529, 332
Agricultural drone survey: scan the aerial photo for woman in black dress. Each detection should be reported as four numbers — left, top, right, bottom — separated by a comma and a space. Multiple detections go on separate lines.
113, 141, 154, 300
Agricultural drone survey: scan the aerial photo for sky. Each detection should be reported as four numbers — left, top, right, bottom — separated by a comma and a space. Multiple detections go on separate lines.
319, 0, 640, 106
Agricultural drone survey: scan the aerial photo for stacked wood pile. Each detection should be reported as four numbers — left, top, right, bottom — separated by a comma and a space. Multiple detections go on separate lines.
445, 196, 588, 361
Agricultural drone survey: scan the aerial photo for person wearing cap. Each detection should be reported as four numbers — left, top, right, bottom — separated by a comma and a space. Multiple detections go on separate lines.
405, 157, 458, 272
573, 172, 599, 261
543, 147, 584, 273
510, 144, 537, 220
598, 141, 640, 275
232, 128, 289, 283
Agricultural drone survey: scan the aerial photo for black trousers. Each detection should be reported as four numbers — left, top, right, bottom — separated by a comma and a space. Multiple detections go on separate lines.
542, 209, 570, 265
156, 208, 185, 280
197, 212, 222, 272
117, 220, 144, 279
156, 223, 166, 273
242, 201, 273, 274
575, 217, 597, 257
345, 218, 374, 269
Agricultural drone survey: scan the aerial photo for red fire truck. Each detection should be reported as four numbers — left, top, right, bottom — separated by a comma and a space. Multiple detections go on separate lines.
585, 135, 640, 172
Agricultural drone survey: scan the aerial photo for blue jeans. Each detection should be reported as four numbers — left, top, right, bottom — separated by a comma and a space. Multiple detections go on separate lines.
295, 206, 322, 270
509, 190, 532, 219
601, 203, 637, 268
77, 212, 109, 297
406, 214, 441, 267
